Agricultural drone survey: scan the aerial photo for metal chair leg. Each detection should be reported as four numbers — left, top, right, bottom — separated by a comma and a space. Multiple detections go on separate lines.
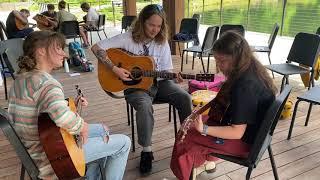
246, 166, 253, 180
268, 53, 275, 78
169, 104, 172, 122
103, 30, 108, 38
200, 55, 206, 73
130, 104, 135, 152
97, 32, 102, 40
126, 102, 130, 126
207, 54, 210, 73
173, 106, 177, 137
268, 146, 279, 180
2, 72, 8, 100
20, 165, 25, 180
287, 99, 301, 140
181, 51, 185, 72
305, 102, 313, 126
191, 53, 195, 70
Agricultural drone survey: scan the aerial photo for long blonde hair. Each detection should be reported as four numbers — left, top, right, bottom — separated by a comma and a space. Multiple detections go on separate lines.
131, 4, 169, 44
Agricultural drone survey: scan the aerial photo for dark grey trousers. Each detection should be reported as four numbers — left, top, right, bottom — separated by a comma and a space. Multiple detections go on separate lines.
125, 80, 192, 147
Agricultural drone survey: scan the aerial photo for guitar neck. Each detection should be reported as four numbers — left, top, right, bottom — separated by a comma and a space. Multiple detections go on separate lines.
141, 71, 196, 80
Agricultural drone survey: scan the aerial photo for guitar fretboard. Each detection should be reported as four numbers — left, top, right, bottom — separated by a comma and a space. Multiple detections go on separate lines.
139, 70, 196, 79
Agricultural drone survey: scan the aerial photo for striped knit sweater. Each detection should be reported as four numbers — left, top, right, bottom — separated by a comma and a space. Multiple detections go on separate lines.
8, 70, 84, 179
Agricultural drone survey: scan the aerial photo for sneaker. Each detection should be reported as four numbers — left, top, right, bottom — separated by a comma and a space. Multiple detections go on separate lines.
139, 151, 154, 174
204, 161, 216, 173
190, 161, 216, 180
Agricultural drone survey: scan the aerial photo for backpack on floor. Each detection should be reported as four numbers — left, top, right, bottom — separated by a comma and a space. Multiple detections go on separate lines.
188, 75, 226, 93
68, 42, 94, 72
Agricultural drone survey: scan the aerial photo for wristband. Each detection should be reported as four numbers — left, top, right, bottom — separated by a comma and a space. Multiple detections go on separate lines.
202, 125, 208, 136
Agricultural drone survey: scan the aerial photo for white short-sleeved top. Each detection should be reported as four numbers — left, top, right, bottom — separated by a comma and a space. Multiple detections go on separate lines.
87, 7, 99, 22
97, 31, 173, 71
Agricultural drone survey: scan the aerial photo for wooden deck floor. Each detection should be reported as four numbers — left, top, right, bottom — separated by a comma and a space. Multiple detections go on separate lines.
1, 50, 320, 180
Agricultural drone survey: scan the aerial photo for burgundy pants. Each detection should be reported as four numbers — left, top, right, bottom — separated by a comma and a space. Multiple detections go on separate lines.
170, 127, 251, 180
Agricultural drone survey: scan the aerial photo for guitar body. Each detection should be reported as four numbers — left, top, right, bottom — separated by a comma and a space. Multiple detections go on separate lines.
98, 48, 155, 92
33, 14, 53, 31
15, 17, 27, 30
38, 97, 85, 180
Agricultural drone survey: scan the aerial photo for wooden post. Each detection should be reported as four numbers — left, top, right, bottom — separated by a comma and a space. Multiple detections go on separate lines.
123, 0, 137, 16
163, 0, 184, 55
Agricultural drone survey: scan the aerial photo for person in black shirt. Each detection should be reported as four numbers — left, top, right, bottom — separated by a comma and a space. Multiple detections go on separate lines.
170, 31, 277, 180
6, 9, 34, 39
41, 4, 57, 19
37, 4, 58, 31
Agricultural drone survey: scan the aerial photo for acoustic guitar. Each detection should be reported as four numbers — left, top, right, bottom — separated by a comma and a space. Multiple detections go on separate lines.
15, 17, 36, 30
98, 48, 215, 92
33, 14, 51, 30
38, 85, 85, 180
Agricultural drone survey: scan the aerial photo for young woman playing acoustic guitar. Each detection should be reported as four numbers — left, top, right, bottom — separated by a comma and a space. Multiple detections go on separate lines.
8, 31, 131, 180
170, 31, 278, 180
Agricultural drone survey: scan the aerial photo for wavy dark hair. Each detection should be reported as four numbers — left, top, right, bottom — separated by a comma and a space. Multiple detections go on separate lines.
212, 31, 277, 95
17, 31, 65, 74
131, 4, 169, 44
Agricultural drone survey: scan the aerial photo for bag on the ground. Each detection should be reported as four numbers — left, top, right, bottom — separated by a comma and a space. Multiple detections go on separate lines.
68, 42, 94, 72
188, 75, 226, 93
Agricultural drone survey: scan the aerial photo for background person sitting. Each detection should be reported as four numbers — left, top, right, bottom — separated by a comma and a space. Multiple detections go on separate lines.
80, 2, 99, 30
57, 0, 90, 48
33, 4, 58, 31
6, 9, 34, 39
80, 2, 99, 45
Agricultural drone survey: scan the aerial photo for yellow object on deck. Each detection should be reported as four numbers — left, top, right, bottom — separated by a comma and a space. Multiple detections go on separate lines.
300, 56, 320, 87
191, 90, 217, 115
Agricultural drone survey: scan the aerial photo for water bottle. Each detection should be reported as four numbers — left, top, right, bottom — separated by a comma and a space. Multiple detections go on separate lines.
64, 59, 70, 73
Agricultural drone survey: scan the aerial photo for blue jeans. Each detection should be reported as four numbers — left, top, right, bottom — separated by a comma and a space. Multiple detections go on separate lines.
84, 124, 131, 180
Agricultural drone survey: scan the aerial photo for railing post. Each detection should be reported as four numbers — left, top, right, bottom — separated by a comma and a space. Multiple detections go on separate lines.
112, 1, 116, 27
246, 0, 251, 30
219, 0, 223, 25
202, 0, 204, 24
187, 0, 190, 17
280, 0, 287, 36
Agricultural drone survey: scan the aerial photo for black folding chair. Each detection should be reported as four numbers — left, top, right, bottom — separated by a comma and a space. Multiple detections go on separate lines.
0, 38, 23, 99
251, 23, 279, 78
207, 85, 292, 180
316, 27, 320, 35
265, 32, 320, 92
219, 24, 245, 37
172, 18, 199, 57
87, 14, 108, 44
0, 108, 40, 180
60, 21, 82, 43
181, 26, 219, 73
287, 85, 320, 140
121, 15, 137, 33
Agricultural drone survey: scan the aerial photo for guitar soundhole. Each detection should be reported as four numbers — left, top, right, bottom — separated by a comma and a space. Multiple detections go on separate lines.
131, 67, 143, 79
122, 67, 142, 86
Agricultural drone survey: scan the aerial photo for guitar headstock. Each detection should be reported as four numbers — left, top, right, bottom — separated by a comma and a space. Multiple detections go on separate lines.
75, 85, 84, 98
195, 74, 215, 82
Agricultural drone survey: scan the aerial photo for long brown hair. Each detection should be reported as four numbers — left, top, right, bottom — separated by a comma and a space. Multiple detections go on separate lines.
131, 4, 168, 44
212, 31, 277, 95
17, 31, 65, 74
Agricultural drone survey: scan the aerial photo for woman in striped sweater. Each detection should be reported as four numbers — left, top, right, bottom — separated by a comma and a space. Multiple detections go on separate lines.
8, 31, 131, 180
